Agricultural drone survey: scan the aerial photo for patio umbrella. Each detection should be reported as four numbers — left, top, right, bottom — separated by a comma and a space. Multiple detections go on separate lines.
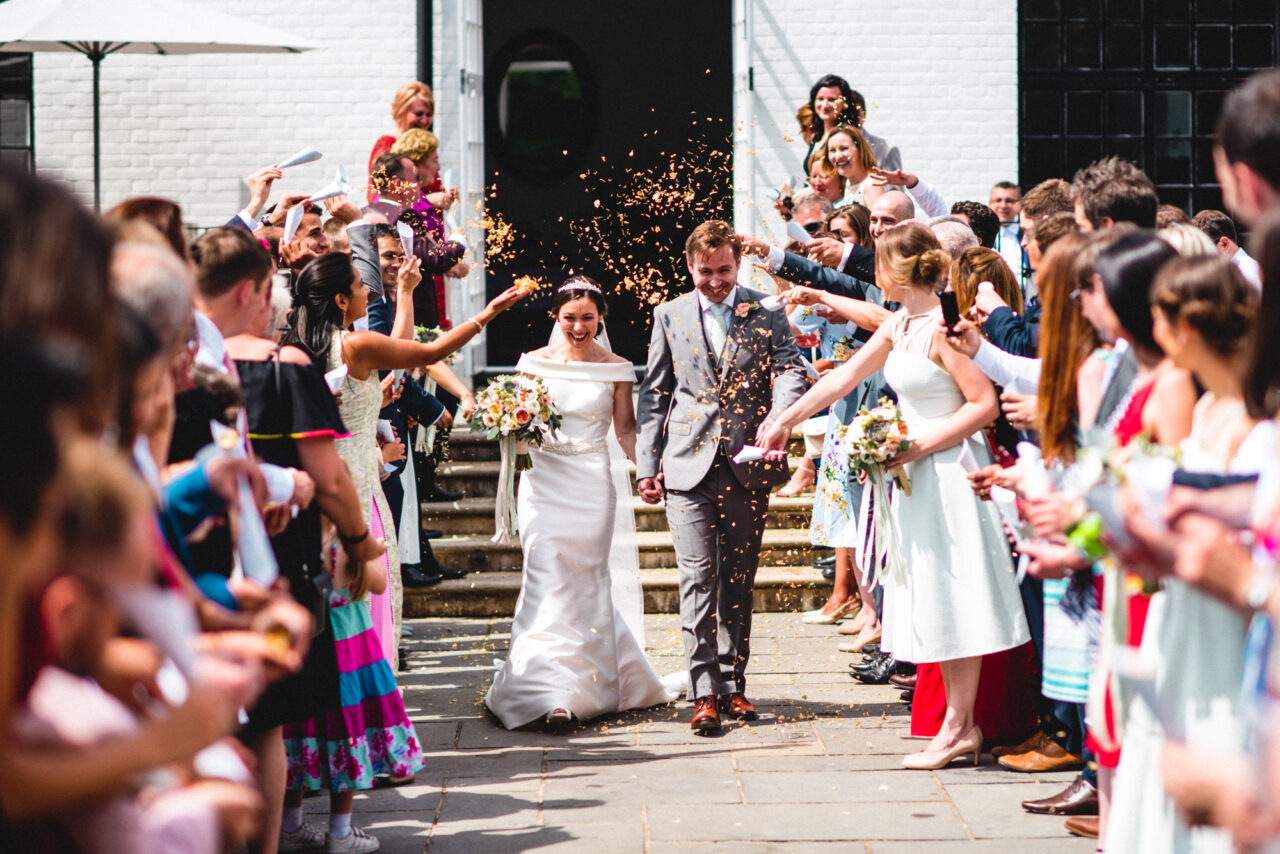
0, 0, 318, 209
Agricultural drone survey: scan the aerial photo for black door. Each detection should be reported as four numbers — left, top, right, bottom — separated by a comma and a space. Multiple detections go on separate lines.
482, 0, 732, 368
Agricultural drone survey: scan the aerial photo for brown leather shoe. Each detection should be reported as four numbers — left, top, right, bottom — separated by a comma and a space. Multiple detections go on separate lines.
691, 696, 721, 732
992, 729, 1044, 759
719, 693, 758, 721
1021, 775, 1098, 815
888, 672, 917, 689
997, 733, 1083, 773
1063, 815, 1099, 839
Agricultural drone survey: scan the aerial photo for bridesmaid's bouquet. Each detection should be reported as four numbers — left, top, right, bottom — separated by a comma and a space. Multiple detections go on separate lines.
470, 374, 561, 470
839, 397, 912, 494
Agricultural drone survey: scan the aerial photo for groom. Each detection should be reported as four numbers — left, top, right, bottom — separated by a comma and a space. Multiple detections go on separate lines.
636, 220, 807, 733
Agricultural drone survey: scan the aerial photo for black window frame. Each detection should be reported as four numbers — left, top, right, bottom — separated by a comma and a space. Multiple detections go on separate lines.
0, 53, 34, 171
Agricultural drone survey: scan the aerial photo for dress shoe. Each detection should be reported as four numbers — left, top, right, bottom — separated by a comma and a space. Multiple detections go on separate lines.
1021, 775, 1099, 815
1063, 815, 1099, 839
821, 565, 836, 581
402, 565, 442, 587
422, 528, 444, 540
902, 726, 983, 770
837, 627, 882, 653
992, 729, 1044, 759
426, 563, 467, 580
850, 654, 897, 684
424, 485, 462, 502
719, 693, 758, 721
814, 554, 836, 569
691, 696, 721, 733
889, 672, 917, 689
898, 689, 914, 703
997, 732, 1084, 773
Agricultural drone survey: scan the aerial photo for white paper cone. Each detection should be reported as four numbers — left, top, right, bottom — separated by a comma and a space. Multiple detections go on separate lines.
786, 221, 814, 245
282, 204, 304, 245
309, 164, 352, 203
278, 147, 322, 169
114, 586, 199, 675
324, 364, 348, 393
760, 294, 786, 311
397, 220, 414, 259
732, 445, 766, 464
957, 441, 980, 474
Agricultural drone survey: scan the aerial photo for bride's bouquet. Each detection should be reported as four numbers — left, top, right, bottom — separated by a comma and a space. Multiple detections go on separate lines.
470, 374, 561, 470
838, 397, 912, 494
470, 374, 562, 544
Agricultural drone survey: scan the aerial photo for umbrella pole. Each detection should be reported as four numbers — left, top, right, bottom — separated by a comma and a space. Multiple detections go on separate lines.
91, 50, 100, 212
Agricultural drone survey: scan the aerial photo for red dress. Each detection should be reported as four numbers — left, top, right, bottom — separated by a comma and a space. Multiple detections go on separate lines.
910, 644, 1040, 739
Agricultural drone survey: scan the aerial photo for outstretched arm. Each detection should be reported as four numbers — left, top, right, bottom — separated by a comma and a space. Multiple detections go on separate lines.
760, 318, 896, 451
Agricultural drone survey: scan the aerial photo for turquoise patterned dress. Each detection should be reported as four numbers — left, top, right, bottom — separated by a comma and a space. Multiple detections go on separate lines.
790, 306, 864, 548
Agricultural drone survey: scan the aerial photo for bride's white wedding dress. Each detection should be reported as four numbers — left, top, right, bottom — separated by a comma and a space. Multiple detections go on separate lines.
485, 353, 679, 729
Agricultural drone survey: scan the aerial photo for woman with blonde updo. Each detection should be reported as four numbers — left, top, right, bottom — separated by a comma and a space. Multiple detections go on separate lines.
762, 223, 1030, 771
368, 81, 436, 198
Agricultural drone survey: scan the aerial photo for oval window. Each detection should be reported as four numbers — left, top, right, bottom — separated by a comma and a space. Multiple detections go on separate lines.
488, 36, 595, 181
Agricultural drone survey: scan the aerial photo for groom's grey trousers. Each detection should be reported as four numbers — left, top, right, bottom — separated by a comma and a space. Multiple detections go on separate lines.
666, 446, 771, 699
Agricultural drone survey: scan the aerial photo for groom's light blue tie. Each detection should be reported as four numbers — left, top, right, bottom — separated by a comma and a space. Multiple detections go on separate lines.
707, 301, 730, 362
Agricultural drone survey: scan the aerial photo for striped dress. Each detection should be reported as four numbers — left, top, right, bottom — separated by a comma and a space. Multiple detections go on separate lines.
283, 584, 424, 791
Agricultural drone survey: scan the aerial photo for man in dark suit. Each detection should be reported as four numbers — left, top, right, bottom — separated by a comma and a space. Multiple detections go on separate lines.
365, 224, 468, 586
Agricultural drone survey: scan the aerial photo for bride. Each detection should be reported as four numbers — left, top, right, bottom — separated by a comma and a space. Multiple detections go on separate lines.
485, 276, 679, 729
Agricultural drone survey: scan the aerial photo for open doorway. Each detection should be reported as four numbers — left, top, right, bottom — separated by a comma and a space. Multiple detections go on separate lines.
481, 0, 733, 367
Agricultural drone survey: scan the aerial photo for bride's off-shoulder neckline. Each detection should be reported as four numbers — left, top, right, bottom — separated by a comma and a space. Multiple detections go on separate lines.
515, 352, 636, 382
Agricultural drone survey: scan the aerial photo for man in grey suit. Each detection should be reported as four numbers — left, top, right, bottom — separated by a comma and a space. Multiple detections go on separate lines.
636, 220, 808, 733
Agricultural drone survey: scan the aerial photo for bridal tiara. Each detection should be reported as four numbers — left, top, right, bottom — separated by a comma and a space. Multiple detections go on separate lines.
559, 280, 602, 294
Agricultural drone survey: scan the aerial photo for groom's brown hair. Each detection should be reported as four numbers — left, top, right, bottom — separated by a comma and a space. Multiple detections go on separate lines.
685, 220, 742, 263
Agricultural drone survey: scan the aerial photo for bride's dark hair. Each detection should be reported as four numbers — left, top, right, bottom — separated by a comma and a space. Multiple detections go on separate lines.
551, 275, 608, 337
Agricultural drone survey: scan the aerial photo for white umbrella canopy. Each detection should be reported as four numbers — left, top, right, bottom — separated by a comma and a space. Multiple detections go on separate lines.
0, 0, 319, 208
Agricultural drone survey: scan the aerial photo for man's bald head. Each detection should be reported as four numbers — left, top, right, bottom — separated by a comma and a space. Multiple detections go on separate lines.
869, 191, 915, 240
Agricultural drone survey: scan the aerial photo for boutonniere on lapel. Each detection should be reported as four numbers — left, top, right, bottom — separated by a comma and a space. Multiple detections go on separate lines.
734, 299, 760, 319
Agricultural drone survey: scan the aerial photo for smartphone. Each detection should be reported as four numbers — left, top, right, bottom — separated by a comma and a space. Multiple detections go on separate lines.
940, 291, 961, 333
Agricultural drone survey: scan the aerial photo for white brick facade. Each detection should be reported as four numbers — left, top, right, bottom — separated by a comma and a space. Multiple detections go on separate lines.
32, 1, 418, 226
733, 0, 1019, 243
31, 1, 1017, 236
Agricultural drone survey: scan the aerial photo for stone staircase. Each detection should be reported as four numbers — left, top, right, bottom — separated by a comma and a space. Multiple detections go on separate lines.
403, 429, 831, 617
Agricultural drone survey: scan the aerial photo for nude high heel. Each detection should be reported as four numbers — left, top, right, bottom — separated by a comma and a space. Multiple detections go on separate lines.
901, 726, 983, 770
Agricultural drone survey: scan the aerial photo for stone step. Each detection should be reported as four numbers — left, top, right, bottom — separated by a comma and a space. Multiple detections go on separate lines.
444, 429, 809, 463
428, 528, 820, 573
422, 494, 813, 535
402, 566, 832, 617
435, 457, 809, 499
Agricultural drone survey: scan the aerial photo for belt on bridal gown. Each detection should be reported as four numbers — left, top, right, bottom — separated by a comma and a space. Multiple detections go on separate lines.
538, 436, 607, 456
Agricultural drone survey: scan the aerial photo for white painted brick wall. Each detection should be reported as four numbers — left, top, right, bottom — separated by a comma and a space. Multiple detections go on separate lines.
32, 1, 418, 226
735, 0, 1019, 244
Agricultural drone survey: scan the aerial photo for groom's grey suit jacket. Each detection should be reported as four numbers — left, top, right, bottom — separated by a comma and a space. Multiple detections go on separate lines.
636, 286, 808, 492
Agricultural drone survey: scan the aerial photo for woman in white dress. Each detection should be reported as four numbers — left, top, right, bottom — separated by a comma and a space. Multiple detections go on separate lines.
762, 224, 1029, 769
486, 278, 678, 729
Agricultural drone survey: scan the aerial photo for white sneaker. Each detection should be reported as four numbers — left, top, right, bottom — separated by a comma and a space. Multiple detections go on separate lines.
326, 825, 380, 853
279, 822, 325, 852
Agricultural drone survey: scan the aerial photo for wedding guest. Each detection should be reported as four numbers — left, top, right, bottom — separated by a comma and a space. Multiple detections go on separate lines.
801, 75, 900, 176
367, 80, 435, 202
791, 189, 834, 236
1214, 68, 1280, 226
105, 196, 191, 260
796, 103, 816, 148
990, 181, 1027, 280
390, 129, 464, 330
826, 203, 872, 249
928, 216, 979, 259
1072, 156, 1159, 232
824, 124, 884, 209
950, 201, 1000, 249
762, 224, 1030, 769
869, 192, 914, 241
1194, 208, 1262, 287
806, 154, 846, 207
1157, 204, 1193, 228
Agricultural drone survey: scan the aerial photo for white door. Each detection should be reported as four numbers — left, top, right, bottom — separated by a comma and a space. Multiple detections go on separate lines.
453, 0, 485, 377
732, 0, 754, 230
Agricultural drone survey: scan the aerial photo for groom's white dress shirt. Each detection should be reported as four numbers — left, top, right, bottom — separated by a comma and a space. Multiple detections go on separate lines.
697, 287, 738, 361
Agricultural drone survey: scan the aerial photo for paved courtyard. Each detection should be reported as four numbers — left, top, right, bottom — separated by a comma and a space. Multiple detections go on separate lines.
311, 613, 1095, 853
